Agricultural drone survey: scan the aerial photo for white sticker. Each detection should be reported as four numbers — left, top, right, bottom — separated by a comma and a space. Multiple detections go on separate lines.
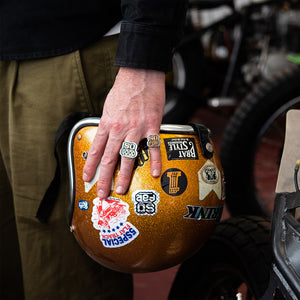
132, 190, 160, 216
84, 162, 114, 193
91, 197, 139, 248
198, 160, 222, 200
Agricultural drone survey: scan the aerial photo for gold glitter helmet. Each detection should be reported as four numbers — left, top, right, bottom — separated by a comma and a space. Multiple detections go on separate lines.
68, 117, 224, 273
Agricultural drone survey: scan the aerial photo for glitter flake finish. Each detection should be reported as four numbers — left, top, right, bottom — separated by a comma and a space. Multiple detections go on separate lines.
68, 119, 224, 273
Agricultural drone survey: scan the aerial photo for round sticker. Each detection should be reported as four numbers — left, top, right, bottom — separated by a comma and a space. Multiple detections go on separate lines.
78, 200, 89, 211
201, 164, 219, 184
160, 168, 187, 196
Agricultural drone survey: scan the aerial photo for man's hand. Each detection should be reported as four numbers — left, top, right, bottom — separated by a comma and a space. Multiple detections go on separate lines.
82, 67, 165, 198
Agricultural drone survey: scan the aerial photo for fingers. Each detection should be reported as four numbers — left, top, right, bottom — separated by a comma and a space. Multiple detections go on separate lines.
84, 130, 162, 199
82, 123, 107, 182
96, 155, 119, 199
149, 146, 162, 177
147, 134, 162, 177
115, 156, 136, 195
115, 134, 162, 195
82, 67, 165, 199
115, 139, 139, 195
95, 132, 129, 198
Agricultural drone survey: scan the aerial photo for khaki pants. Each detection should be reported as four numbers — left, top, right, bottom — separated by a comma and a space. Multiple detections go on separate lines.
0, 35, 133, 300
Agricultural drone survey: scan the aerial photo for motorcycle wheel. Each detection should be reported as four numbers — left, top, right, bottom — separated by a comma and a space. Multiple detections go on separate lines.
163, 39, 204, 124
220, 63, 300, 216
168, 216, 271, 300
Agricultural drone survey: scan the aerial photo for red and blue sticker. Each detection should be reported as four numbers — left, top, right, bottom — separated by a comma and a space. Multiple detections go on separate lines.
91, 197, 139, 248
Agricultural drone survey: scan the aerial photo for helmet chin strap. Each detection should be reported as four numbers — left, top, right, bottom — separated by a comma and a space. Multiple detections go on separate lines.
36, 112, 93, 223
189, 123, 214, 159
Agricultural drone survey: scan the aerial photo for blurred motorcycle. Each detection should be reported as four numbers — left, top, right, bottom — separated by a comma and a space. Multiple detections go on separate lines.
163, 0, 288, 124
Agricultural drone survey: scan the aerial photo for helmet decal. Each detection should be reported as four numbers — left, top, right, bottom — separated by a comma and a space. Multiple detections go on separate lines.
85, 162, 114, 193
184, 206, 223, 221
78, 199, 89, 211
164, 137, 199, 160
91, 197, 139, 248
198, 160, 222, 200
134, 138, 149, 169
161, 168, 188, 196
131, 190, 160, 216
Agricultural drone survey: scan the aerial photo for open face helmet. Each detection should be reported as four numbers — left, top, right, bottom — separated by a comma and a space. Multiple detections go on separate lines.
68, 118, 224, 273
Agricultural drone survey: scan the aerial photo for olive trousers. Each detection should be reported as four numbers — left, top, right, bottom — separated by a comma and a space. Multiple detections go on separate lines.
0, 35, 133, 300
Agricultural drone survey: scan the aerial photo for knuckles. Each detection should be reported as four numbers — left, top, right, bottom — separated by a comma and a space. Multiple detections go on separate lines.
97, 177, 111, 187
116, 172, 131, 184
100, 155, 117, 169
111, 121, 122, 134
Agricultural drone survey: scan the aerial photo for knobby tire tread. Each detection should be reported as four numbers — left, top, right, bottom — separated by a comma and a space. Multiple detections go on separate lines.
169, 216, 271, 300
220, 63, 300, 216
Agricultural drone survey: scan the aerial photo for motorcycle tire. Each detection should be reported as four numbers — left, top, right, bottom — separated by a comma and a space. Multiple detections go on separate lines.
220, 63, 300, 216
168, 216, 271, 300
163, 39, 204, 124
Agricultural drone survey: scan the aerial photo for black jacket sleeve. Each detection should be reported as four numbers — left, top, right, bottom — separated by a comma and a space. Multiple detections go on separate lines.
115, 0, 188, 72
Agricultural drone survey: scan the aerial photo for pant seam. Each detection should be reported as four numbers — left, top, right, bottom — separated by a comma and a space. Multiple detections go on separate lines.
73, 51, 94, 113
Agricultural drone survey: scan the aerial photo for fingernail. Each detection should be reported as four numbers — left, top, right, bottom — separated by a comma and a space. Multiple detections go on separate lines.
97, 190, 105, 198
83, 172, 88, 182
116, 186, 124, 194
152, 169, 160, 177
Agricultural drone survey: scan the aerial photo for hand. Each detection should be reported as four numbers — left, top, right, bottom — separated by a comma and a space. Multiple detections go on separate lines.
83, 67, 165, 198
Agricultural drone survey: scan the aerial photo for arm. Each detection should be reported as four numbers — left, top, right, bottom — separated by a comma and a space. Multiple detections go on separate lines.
83, 0, 188, 198
83, 67, 165, 198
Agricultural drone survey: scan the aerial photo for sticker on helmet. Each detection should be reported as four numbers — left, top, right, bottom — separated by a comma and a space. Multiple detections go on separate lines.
84, 162, 114, 193
198, 160, 222, 200
134, 141, 149, 169
78, 200, 89, 211
91, 197, 139, 248
164, 137, 198, 160
183, 205, 223, 221
161, 168, 187, 196
132, 190, 160, 216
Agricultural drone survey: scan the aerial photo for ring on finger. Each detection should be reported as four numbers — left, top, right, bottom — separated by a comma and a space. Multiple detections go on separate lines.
119, 141, 138, 159
147, 135, 161, 148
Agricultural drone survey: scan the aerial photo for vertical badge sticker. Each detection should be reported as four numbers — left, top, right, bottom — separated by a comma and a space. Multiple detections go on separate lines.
198, 160, 222, 200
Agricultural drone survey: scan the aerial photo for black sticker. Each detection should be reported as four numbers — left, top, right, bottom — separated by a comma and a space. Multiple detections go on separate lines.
134, 138, 150, 169
164, 138, 198, 160
160, 168, 187, 196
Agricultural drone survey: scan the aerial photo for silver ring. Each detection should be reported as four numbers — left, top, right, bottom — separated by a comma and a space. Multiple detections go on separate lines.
147, 135, 161, 148
119, 141, 138, 159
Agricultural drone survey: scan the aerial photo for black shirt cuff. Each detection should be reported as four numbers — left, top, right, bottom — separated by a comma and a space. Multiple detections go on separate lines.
114, 22, 176, 73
